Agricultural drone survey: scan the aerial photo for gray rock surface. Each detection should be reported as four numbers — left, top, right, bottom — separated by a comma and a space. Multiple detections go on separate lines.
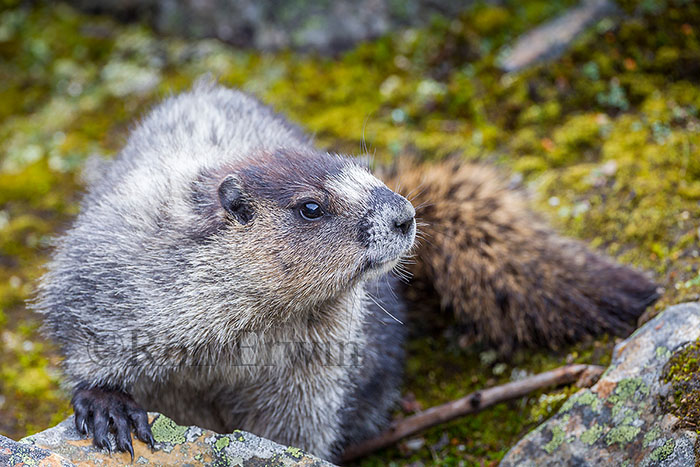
1, 433, 74, 467
20, 413, 334, 466
501, 302, 700, 466
67, 0, 476, 53
499, 0, 620, 72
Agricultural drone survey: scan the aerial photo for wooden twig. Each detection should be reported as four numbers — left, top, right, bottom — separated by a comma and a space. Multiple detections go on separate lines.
341, 363, 604, 462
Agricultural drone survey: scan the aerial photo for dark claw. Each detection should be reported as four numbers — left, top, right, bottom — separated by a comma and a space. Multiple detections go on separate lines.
93, 432, 112, 453
115, 431, 135, 461
92, 409, 111, 452
72, 394, 91, 436
74, 412, 88, 435
135, 425, 155, 450
112, 410, 134, 461
126, 441, 135, 461
128, 406, 155, 449
71, 383, 150, 458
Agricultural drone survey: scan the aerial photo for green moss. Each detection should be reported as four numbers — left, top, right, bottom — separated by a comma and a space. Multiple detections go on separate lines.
13, 367, 51, 397
661, 338, 700, 432
547, 113, 603, 166
529, 391, 571, 423
358, 333, 614, 465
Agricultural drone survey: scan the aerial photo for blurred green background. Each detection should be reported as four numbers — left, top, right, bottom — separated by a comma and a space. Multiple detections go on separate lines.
0, 0, 699, 465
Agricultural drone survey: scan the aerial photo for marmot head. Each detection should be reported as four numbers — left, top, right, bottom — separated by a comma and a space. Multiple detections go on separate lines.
193, 149, 415, 321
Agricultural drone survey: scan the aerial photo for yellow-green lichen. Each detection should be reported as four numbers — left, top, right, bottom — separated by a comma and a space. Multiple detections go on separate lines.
604, 424, 641, 446
580, 423, 604, 445
560, 390, 602, 414
214, 436, 230, 451
211, 436, 234, 466
285, 446, 304, 459
543, 424, 567, 454
642, 426, 661, 448
150, 415, 188, 445
655, 346, 672, 361
607, 378, 649, 418
649, 438, 676, 462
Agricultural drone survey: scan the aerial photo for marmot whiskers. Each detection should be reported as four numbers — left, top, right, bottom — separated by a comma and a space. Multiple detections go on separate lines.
33, 81, 658, 461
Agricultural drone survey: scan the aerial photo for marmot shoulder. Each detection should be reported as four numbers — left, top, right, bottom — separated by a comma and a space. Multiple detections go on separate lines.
33, 82, 658, 461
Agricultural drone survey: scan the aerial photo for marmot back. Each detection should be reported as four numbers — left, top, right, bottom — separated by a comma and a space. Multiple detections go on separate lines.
33, 82, 658, 461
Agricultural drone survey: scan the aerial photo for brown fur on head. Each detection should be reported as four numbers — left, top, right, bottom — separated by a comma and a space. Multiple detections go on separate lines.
190, 149, 417, 326
383, 159, 660, 353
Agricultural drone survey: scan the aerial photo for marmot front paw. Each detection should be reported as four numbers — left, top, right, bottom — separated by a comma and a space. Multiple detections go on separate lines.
72, 384, 155, 459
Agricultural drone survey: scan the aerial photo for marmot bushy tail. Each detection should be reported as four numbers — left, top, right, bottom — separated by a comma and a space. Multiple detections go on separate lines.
33, 82, 658, 461
387, 160, 659, 353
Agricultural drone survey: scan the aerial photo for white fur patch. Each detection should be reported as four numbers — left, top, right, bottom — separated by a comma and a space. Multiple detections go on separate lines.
325, 164, 383, 206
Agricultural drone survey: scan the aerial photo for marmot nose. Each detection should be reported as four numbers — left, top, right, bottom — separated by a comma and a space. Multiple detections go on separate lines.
393, 213, 415, 236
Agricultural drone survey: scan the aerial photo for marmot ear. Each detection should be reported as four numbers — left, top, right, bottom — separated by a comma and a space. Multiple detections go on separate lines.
218, 175, 254, 224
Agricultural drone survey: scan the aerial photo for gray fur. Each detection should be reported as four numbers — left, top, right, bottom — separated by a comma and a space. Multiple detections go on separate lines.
34, 81, 415, 460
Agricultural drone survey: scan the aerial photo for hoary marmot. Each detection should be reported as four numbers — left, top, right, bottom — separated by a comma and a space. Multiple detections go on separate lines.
33, 81, 658, 461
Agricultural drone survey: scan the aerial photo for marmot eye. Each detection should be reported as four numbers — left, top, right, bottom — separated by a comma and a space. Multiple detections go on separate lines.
299, 201, 323, 221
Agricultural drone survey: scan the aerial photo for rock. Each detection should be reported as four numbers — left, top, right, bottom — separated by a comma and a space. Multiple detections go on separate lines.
1, 433, 74, 467
66, 0, 478, 53
501, 302, 700, 466
499, 0, 620, 72
20, 413, 334, 466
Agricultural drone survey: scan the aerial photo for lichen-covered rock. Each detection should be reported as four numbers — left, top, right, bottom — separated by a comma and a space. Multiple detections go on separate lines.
21, 413, 334, 466
501, 302, 700, 466
0, 433, 74, 467
662, 337, 700, 431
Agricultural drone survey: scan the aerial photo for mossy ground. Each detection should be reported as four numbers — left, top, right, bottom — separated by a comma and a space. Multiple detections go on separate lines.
662, 338, 700, 434
0, 0, 698, 464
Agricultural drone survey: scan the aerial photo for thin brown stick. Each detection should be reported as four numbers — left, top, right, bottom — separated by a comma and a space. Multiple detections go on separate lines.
341, 363, 604, 462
